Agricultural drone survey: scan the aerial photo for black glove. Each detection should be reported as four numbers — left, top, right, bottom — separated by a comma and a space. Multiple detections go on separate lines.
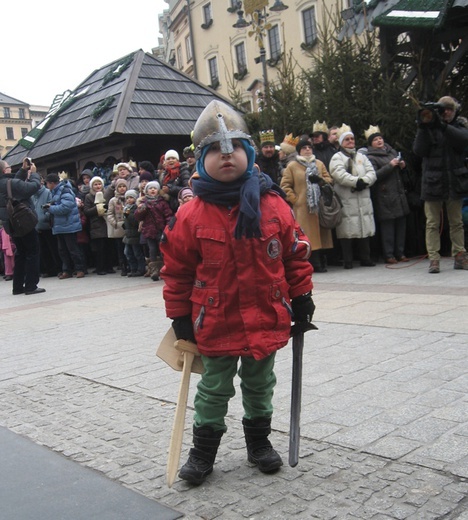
355, 178, 368, 191
172, 315, 196, 343
308, 174, 322, 184
321, 184, 334, 206
291, 292, 315, 323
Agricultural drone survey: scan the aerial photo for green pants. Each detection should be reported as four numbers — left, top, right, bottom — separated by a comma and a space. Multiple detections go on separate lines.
424, 199, 465, 260
193, 353, 277, 432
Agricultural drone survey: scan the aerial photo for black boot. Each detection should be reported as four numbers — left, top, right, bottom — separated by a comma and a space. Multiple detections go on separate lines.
179, 426, 223, 485
243, 418, 283, 473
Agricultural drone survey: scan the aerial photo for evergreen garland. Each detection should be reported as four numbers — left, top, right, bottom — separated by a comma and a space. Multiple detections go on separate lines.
92, 96, 115, 119
102, 54, 134, 85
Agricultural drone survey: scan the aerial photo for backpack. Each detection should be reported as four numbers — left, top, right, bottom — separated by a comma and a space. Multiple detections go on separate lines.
6, 179, 38, 237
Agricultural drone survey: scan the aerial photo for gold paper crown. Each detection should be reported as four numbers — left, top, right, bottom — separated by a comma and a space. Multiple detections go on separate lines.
128, 160, 138, 169
337, 123, 352, 137
313, 120, 328, 134
364, 125, 381, 141
259, 129, 275, 145
282, 133, 299, 147
59, 171, 68, 180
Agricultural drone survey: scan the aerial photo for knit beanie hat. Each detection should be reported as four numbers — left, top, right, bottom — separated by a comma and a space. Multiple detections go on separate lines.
296, 139, 313, 154
367, 132, 383, 146
139, 171, 153, 182
339, 131, 354, 146
115, 178, 128, 189
145, 181, 161, 194
178, 187, 194, 202
90, 176, 104, 188
125, 189, 138, 200
165, 149, 179, 161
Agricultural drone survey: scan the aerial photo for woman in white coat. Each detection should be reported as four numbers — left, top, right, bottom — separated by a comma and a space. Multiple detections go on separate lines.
329, 129, 377, 269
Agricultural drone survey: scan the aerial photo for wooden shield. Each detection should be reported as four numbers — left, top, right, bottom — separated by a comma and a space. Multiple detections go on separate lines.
156, 327, 204, 374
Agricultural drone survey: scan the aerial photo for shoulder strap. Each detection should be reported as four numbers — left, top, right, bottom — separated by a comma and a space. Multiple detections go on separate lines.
6, 179, 13, 200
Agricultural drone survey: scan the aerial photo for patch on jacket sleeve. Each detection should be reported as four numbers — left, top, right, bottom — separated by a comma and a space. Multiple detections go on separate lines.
267, 238, 281, 259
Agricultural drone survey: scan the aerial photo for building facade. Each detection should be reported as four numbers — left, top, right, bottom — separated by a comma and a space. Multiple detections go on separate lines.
159, 0, 351, 112
0, 93, 49, 158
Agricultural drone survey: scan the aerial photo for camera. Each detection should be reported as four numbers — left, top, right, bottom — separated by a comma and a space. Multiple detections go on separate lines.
417, 102, 444, 126
25, 157, 33, 166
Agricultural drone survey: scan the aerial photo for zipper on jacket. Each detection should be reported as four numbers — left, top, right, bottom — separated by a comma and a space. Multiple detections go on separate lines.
194, 305, 205, 333
283, 297, 293, 318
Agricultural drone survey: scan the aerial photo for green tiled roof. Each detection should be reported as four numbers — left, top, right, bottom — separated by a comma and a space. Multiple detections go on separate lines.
373, 0, 452, 28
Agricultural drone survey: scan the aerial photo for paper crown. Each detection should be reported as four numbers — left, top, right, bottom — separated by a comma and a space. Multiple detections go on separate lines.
280, 133, 299, 154
128, 160, 138, 169
337, 123, 352, 137
259, 129, 275, 145
58, 171, 68, 180
364, 125, 381, 140
312, 120, 328, 134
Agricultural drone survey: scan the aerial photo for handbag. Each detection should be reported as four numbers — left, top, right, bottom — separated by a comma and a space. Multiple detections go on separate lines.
318, 184, 343, 229
6, 179, 38, 237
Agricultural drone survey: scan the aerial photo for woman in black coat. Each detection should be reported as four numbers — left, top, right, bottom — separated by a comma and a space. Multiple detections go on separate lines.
365, 129, 410, 263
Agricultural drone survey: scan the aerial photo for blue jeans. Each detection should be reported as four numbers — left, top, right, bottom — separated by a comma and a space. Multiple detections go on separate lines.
124, 243, 146, 273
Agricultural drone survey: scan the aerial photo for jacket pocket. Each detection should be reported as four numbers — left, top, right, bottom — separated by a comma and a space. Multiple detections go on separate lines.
190, 286, 220, 335
452, 167, 468, 195
196, 227, 226, 266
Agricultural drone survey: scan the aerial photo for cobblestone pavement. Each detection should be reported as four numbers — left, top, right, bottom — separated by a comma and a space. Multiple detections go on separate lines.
0, 256, 467, 519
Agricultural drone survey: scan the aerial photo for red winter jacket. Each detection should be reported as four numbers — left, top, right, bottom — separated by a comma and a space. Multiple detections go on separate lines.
160, 192, 313, 360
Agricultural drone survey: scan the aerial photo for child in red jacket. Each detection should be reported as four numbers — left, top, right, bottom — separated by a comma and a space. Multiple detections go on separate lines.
160, 100, 314, 485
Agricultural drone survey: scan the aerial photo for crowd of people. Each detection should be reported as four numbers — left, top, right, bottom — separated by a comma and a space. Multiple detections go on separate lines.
0, 148, 196, 294
0, 95, 468, 296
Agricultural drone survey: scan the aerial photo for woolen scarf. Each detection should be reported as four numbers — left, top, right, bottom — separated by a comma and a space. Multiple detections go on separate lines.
193, 139, 284, 239
296, 155, 321, 214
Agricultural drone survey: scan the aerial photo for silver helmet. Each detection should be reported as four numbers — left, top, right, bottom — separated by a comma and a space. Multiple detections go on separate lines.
192, 100, 253, 159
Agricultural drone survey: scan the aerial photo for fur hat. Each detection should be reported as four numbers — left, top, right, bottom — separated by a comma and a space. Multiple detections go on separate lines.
280, 134, 299, 155
45, 173, 60, 184
165, 149, 180, 161
125, 189, 138, 200
139, 171, 153, 183
145, 181, 161, 193
116, 162, 132, 172
183, 146, 195, 159
90, 176, 104, 188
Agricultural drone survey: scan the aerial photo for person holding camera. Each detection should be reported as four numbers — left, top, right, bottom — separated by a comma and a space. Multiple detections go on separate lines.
44, 173, 85, 279
0, 157, 44, 294
365, 126, 410, 264
413, 96, 468, 273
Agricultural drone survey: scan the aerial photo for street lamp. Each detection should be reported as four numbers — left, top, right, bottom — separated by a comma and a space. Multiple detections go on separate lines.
233, 0, 288, 119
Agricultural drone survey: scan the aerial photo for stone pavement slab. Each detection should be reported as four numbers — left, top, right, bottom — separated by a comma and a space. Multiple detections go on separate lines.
0, 258, 467, 518
0, 425, 182, 520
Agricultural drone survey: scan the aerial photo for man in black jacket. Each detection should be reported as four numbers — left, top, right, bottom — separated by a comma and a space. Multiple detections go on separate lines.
256, 130, 283, 185
413, 96, 468, 273
0, 157, 44, 294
